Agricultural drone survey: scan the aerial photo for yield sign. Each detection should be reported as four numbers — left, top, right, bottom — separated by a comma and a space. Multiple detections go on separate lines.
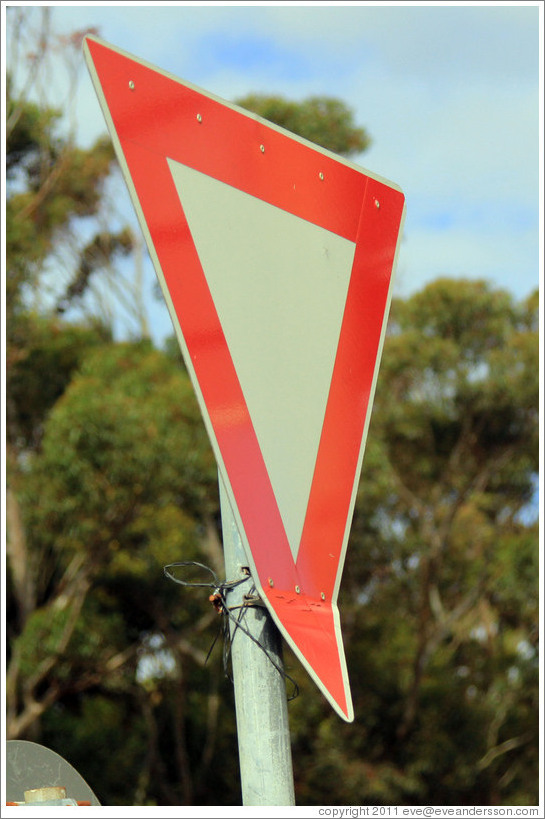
84, 36, 405, 722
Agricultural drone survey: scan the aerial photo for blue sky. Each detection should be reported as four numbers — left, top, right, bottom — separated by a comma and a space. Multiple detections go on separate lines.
4, 2, 542, 342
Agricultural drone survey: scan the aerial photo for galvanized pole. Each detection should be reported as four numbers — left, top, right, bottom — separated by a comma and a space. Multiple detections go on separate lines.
219, 475, 296, 806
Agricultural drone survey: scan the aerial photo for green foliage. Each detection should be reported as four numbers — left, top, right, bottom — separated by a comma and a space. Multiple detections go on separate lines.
13, 594, 127, 684
6, 96, 116, 322
339, 279, 539, 805
7, 316, 110, 450
41, 695, 151, 806
26, 343, 218, 571
9, 339, 235, 804
376, 279, 538, 510
236, 94, 371, 156
56, 227, 134, 312
8, 279, 538, 806
6, 73, 62, 183
287, 279, 539, 807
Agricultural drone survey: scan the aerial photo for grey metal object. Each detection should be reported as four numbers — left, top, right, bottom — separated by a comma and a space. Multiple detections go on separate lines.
5, 741, 101, 806
16, 787, 79, 805
219, 476, 295, 807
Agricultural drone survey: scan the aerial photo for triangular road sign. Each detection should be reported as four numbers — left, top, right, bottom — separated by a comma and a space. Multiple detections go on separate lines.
84, 36, 406, 722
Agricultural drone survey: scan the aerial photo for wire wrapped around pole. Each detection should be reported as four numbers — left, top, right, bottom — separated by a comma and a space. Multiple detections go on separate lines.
164, 561, 299, 701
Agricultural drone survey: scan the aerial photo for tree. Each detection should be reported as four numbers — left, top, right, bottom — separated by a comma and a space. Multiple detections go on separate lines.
7, 280, 538, 805
288, 279, 539, 806
5, 5, 155, 648
7, 342, 238, 805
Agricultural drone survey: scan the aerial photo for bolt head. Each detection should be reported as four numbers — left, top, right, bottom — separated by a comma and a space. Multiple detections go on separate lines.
128, 80, 135, 90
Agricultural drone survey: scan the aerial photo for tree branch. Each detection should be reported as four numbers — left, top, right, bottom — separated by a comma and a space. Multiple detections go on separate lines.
6, 483, 35, 629
477, 732, 533, 771
24, 574, 91, 696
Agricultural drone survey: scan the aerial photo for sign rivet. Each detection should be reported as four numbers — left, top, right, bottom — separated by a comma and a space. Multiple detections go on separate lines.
128, 80, 135, 90
260, 144, 265, 153
268, 577, 274, 587
319, 172, 324, 180
374, 198, 380, 209
321, 592, 326, 601
196, 113, 202, 122
295, 585, 301, 594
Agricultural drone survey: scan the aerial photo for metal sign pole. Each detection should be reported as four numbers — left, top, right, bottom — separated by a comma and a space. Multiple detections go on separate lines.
219, 475, 295, 806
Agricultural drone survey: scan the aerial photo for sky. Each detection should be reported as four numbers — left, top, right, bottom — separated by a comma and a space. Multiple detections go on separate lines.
3, 1, 543, 343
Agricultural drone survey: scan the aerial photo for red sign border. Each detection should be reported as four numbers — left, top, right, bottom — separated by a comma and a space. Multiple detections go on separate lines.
84, 36, 406, 721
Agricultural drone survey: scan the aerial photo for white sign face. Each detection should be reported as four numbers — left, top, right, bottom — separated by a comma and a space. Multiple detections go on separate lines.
85, 34, 406, 721
169, 160, 356, 561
